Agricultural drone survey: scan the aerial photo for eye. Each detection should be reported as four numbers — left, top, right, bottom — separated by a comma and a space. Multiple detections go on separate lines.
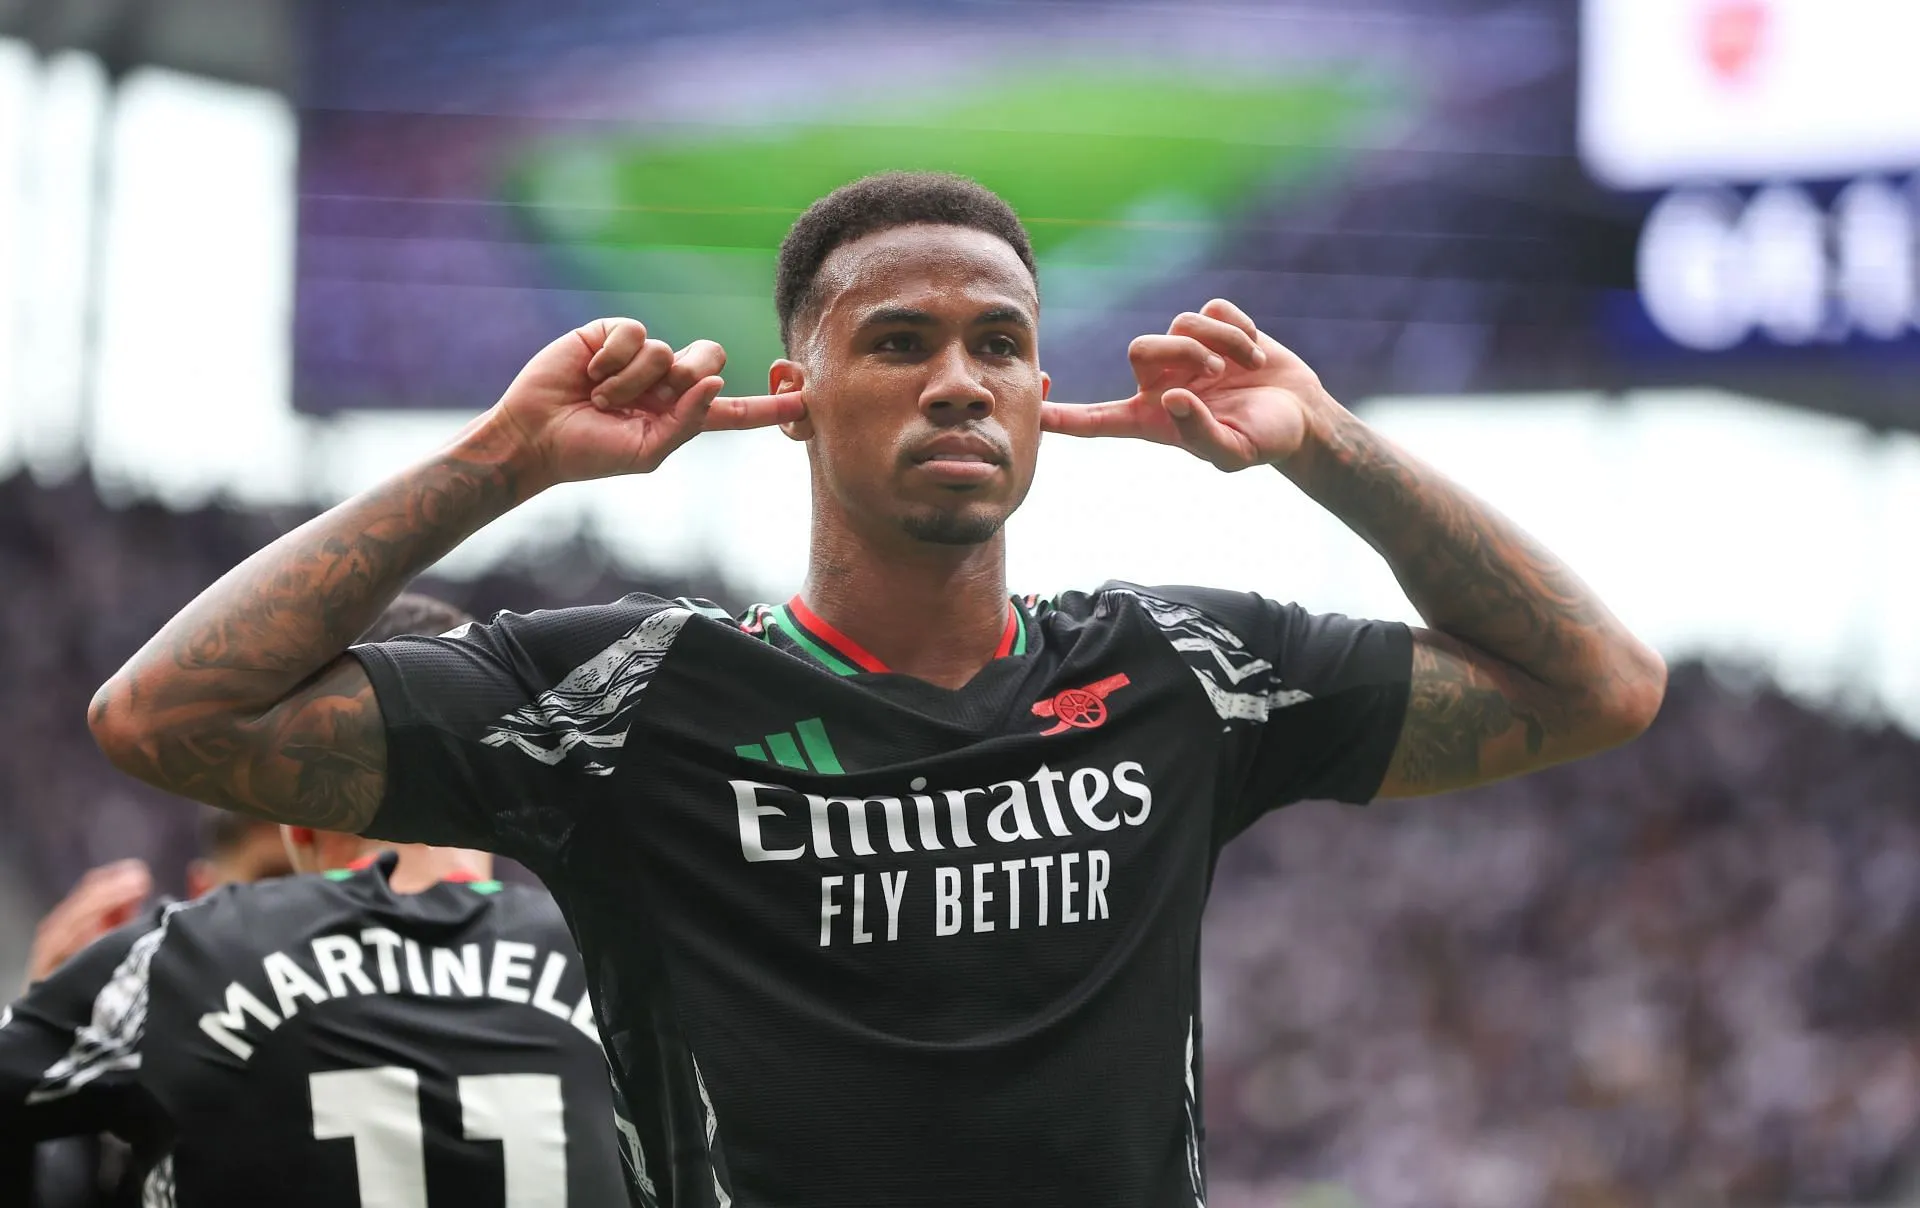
874, 332, 921, 354
981, 333, 1021, 357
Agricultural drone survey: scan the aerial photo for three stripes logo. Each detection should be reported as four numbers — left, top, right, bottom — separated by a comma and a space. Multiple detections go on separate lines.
735, 718, 846, 775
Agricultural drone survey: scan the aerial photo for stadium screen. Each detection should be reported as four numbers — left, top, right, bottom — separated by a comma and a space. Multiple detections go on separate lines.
292, 0, 1920, 428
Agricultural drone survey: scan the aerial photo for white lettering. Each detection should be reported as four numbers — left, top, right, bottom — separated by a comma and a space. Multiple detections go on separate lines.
851, 874, 873, 945
819, 875, 844, 947
935, 867, 963, 936
402, 939, 431, 995
360, 928, 403, 993
531, 952, 572, 1021
487, 941, 535, 1003
807, 795, 912, 858
1068, 766, 1117, 831
197, 982, 281, 1060
1031, 855, 1054, 925
733, 780, 805, 862
1027, 765, 1074, 837
1088, 849, 1111, 921
1061, 852, 1082, 923
263, 951, 329, 1017
1001, 859, 1026, 928
942, 788, 981, 848
1114, 761, 1152, 825
971, 863, 996, 933
570, 991, 599, 1043
880, 870, 908, 941
431, 944, 483, 998
311, 936, 376, 998
910, 793, 945, 851
985, 780, 1043, 843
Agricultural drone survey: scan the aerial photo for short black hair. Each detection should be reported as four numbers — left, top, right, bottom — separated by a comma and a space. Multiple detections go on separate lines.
774, 172, 1038, 351
357, 592, 473, 644
198, 806, 275, 857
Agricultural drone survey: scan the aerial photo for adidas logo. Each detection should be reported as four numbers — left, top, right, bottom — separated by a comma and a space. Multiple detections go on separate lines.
735, 718, 846, 775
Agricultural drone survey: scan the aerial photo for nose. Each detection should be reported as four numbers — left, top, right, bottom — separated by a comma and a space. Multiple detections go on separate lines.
918, 341, 994, 425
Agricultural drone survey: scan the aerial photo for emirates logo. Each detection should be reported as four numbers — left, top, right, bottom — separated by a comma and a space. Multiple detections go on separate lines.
1032, 674, 1131, 736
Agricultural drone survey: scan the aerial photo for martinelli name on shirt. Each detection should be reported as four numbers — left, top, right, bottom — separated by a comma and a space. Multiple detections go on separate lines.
198, 929, 598, 1060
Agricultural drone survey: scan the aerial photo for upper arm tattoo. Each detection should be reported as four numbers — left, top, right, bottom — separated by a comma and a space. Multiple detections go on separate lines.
136, 657, 388, 834
256, 657, 389, 833
1378, 631, 1555, 798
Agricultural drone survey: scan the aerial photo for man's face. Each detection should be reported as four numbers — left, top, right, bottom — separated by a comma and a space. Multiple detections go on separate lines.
781, 224, 1047, 546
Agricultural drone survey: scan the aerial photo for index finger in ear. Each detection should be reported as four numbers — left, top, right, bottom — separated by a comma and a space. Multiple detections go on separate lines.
1169, 311, 1265, 370
706, 390, 809, 431
1199, 298, 1259, 338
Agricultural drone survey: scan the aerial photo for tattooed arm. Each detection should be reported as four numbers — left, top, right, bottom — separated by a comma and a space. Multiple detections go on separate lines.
1045, 297, 1667, 797
88, 320, 796, 830
86, 432, 526, 831
1282, 404, 1666, 797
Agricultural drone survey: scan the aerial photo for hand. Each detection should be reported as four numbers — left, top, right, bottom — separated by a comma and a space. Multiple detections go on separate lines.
25, 859, 151, 987
1040, 298, 1326, 471
487, 318, 807, 487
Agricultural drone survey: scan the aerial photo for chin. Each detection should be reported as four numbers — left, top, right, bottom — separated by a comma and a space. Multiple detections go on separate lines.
900, 506, 1006, 546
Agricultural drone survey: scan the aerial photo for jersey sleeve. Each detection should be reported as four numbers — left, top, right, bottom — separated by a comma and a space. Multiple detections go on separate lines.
0, 909, 171, 1143
1133, 585, 1412, 836
349, 593, 697, 864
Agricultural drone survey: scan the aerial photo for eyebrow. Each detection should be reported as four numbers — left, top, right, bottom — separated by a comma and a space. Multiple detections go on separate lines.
855, 305, 1034, 331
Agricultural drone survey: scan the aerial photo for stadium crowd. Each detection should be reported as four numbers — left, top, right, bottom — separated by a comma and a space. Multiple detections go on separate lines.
6, 472, 1920, 1206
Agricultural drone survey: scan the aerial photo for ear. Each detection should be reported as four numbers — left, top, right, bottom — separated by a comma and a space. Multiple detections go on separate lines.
1040, 370, 1051, 401
771, 359, 814, 441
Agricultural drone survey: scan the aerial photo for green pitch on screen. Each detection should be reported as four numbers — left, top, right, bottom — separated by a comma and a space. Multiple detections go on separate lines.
505, 67, 1392, 373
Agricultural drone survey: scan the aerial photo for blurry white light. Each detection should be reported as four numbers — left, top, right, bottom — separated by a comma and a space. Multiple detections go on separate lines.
92, 68, 299, 508
1582, 0, 1920, 189
1741, 184, 1827, 344
17, 50, 106, 484
0, 39, 36, 479
1834, 177, 1914, 339
1638, 189, 1748, 351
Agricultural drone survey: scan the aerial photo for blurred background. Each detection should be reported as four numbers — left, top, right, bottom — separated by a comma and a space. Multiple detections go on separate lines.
1, 0, 1918, 1203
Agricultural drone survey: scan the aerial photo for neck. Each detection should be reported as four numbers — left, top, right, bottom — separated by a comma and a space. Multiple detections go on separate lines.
344, 843, 493, 894
803, 520, 1010, 690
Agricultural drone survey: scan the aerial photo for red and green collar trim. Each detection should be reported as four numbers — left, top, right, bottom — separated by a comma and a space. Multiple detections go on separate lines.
770, 595, 1028, 677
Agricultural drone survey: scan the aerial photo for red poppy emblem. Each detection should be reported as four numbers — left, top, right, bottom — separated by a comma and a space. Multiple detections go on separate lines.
1032, 673, 1131, 736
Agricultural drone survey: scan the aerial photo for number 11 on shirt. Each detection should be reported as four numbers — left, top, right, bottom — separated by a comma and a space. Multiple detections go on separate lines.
310, 1067, 567, 1207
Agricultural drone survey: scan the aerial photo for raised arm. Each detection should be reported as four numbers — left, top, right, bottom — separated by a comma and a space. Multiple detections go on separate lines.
88, 320, 797, 830
1042, 299, 1666, 797
1279, 401, 1664, 796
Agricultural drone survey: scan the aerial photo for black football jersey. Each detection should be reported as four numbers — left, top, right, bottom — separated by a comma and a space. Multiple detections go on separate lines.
0, 857, 625, 1208
350, 583, 1412, 1208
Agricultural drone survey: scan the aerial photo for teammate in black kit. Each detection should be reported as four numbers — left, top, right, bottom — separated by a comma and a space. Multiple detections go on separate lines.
6, 598, 626, 1207
89, 173, 1668, 1207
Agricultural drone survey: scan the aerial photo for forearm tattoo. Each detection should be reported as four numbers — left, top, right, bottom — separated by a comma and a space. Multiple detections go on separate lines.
1294, 408, 1659, 792
92, 448, 523, 830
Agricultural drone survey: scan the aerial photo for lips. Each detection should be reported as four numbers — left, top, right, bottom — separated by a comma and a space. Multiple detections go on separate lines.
907, 431, 1007, 487
909, 433, 1007, 466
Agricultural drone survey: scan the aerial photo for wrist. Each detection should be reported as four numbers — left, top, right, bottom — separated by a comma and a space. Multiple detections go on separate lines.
1272, 384, 1352, 483
452, 407, 555, 505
